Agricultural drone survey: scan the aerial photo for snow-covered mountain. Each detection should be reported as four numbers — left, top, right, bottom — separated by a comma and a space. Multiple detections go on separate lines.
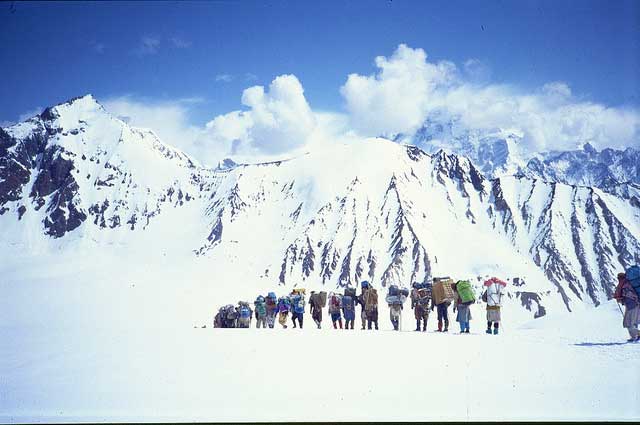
2, 95, 639, 321
407, 113, 640, 188
524, 143, 640, 187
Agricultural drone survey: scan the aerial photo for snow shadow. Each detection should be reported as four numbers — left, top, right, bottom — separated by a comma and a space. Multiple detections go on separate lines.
573, 341, 633, 347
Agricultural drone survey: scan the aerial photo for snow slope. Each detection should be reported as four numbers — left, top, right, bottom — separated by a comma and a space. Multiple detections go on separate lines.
1, 253, 638, 422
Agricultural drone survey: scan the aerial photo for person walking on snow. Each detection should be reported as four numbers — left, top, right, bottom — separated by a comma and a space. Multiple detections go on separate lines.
328, 292, 343, 329
411, 282, 433, 332
236, 301, 253, 328
363, 284, 379, 330
254, 296, 268, 329
386, 285, 408, 331
342, 290, 356, 330
290, 291, 305, 329
614, 272, 640, 342
276, 296, 291, 329
265, 292, 278, 329
482, 277, 506, 335
453, 283, 472, 334
309, 291, 323, 329
357, 281, 370, 329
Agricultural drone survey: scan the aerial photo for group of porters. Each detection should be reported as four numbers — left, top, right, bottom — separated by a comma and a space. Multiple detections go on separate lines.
214, 276, 509, 334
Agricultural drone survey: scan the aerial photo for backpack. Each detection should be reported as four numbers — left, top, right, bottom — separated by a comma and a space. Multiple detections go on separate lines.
239, 303, 251, 319
456, 280, 476, 304
225, 305, 238, 320
361, 281, 370, 289
416, 287, 432, 306
389, 285, 399, 296
626, 265, 640, 296
365, 288, 378, 311
331, 294, 341, 308
343, 295, 354, 311
292, 295, 305, 314
345, 287, 356, 298
268, 292, 277, 301
318, 291, 327, 307
254, 299, 267, 318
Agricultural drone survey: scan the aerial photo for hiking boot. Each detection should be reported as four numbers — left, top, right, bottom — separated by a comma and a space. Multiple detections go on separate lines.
464, 329, 470, 334
486, 329, 492, 334
493, 328, 499, 335
627, 337, 636, 342
443, 327, 448, 332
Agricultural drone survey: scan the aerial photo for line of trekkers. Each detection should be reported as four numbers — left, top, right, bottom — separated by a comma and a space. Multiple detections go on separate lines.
214, 276, 509, 334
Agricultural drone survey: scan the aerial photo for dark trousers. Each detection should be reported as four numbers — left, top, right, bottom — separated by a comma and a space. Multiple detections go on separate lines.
437, 303, 449, 330
487, 321, 499, 330
292, 312, 304, 328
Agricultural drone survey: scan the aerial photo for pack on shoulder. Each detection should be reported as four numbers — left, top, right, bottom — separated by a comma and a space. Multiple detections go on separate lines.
343, 295, 354, 310
318, 291, 328, 307
456, 280, 476, 304
626, 265, 640, 296
239, 302, 251, 318
389, 285, 399, 296
365, 288, 378, 311
345, 287, 356, 298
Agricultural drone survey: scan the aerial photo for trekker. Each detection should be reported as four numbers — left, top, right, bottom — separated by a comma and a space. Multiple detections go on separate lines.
214, 306, 224, 328
254, 295, 267, 329
357, 281, 370, 329
276, 296, 291, 329
342, 289, 356, 330
328, 292, 343, 329
432, 277, 454, 332
614, 270, 640, 342
265, 292, 278, 328
411, 282, 433, 332
290, 291, 306, 329
453, 281, 475, 334
309, 291, 326, 329
223, 304, 238, 328
482, 277, 506, 335
236, 301, 253, 328
386, 285, 409, 331
363, 283, 379, 330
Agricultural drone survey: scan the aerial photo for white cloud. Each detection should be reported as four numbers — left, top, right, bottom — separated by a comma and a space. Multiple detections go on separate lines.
134, 36, 161, 56
170, 37, 191, 48
203, 74, 318, 157
341, 44, 458, 137
340, 44, 640, 151
215, 74, 234, 83
18, 107, 43, 122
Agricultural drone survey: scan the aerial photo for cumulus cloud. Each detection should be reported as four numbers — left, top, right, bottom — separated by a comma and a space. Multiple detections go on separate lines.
102, 96, 214, 160
202, 74, 318, 157
341, 44, 640, 151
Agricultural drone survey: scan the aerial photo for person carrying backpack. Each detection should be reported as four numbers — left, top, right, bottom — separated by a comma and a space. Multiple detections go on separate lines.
357, 281, 370, 329
453, 281, 474, 334
265, 292, 278, 328
614, 269, 640, 342
290, 291, 306, 329
254, 296, 268, 329
364, 284, 379, 330
482, 277, 506, 335
328, 292, 343, 329
411, 282, 433, 332
386, 285, 408, 331
223, 304, 238, 328
309, 291, 324, 329
236, 301, 253, 328
342, 290, 356, 330
277, 296, 291, 329
214, 306, 224, 328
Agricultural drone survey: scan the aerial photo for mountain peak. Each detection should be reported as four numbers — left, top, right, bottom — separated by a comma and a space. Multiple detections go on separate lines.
40, 94, 104, 122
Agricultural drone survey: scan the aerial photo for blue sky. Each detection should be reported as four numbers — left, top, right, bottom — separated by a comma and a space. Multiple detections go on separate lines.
1, 0, 638, 122
1, 1, 639, 164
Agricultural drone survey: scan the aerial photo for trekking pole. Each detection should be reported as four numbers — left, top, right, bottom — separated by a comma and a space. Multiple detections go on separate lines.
616, 302, 624, 317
